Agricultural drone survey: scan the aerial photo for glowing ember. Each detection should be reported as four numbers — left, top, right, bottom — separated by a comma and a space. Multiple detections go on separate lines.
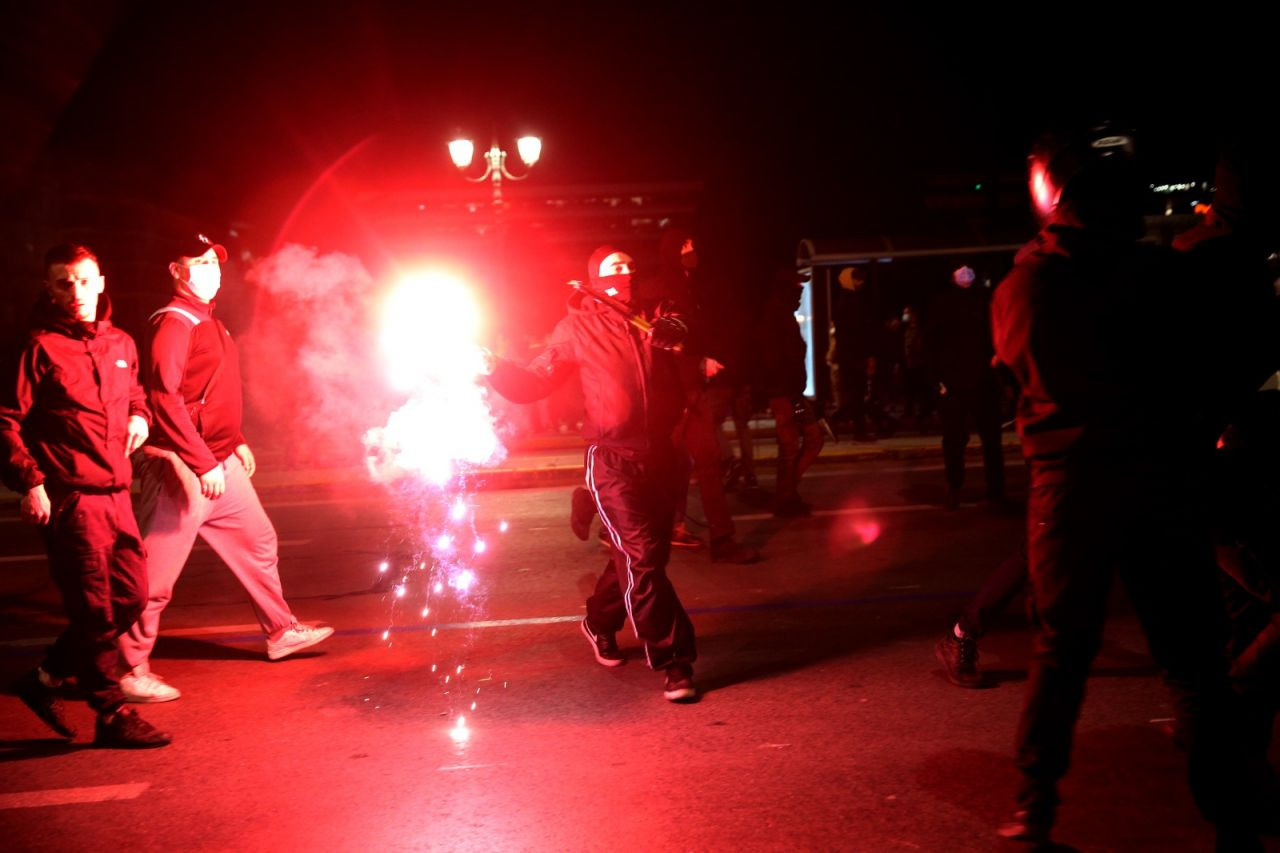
499, 520, 509, 533
473, 539, 486, 554
421, 607, 430, 618
378, 561, 389, 573
451, 498, 467, 521
381, 630, 390, 641
433, 582, 444, 594
395, 585, 406, 598
436, 534, 453, 551
449, 716, 470, 745
453, 569, 477, 592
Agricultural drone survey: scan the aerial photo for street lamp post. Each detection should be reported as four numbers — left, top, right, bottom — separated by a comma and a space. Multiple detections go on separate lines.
447, 135, 541, 353
448, 135, 542, 208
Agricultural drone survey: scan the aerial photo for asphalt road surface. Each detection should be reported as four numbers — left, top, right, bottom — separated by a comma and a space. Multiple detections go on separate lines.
2, 457, 1276, 851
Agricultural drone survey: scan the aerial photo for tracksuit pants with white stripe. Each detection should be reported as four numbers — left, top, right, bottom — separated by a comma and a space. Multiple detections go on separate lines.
584, 443, 696, 670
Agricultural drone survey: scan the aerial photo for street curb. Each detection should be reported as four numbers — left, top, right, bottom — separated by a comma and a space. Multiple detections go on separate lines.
0, 435, 1021, 500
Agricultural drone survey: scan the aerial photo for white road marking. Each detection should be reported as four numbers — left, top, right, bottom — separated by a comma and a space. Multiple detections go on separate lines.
0, 783, 149, 810
426, 615, 582, 630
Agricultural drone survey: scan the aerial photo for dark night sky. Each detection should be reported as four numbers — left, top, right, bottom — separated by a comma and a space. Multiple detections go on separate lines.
2, 2, 1270, 268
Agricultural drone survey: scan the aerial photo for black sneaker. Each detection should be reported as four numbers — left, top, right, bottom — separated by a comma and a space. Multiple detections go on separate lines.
663, 664, 697, 702
94, 707, 171, 749
935, 631, 982, 688
570, 487, 596, 541
13, 669, 75, 739
710, 536, 760, 564
580, 619, 624, 667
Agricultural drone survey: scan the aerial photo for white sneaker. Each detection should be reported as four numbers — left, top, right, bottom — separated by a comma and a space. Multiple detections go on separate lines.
267, 622, 334, 661
120, 670, 181, 703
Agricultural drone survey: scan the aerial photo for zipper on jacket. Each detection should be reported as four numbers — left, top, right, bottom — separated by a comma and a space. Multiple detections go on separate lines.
626, 323, 649, 432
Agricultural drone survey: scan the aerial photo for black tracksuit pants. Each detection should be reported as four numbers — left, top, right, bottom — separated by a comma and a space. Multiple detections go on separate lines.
584, 443, 696, 670
40, 488, 148, 713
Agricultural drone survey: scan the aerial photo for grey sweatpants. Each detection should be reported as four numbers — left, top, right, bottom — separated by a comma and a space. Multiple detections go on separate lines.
119, 449, 294, 670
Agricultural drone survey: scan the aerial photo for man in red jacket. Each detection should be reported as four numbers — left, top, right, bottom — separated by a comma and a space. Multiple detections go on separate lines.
1, 244, 170, 747
117, 236, 332, 703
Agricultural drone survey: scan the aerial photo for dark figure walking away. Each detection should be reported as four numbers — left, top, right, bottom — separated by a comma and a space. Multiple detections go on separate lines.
485, 246, 699, 702
829, 265, 886, 440
640, 229, 758, 563
926, 265, 1005, 509
751, 267, 824, 517
0, 244, 170, 748
991, 125, 1278, 848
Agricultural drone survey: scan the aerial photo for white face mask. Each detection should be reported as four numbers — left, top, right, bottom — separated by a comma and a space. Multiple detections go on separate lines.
186, 262, 221, 302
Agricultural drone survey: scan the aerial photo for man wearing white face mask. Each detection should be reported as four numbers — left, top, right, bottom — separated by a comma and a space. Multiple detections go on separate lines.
118, 236, 332, 703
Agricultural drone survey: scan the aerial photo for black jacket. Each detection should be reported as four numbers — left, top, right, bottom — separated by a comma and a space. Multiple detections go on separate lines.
489, 289, 685, 453
925, 283, 996, 390
752, 280, 809, 399
991, 208, 1276, 470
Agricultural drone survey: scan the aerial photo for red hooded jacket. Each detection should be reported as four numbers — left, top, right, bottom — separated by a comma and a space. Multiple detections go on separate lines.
0, 295, 150, 494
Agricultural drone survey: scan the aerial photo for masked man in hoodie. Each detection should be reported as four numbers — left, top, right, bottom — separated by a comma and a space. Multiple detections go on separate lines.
1, 244, 170, 748
485, 245, 699, 702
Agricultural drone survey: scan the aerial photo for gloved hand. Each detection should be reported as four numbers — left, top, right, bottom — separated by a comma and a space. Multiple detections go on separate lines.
649, 315, 687, 351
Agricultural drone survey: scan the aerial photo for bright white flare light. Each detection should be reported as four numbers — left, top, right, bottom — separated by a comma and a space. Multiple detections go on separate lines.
473, 539, 486, 554
380, 271, 482, 393
363, 271, 505, 485
453, 569, 477, 592
450, 499, 467, 521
